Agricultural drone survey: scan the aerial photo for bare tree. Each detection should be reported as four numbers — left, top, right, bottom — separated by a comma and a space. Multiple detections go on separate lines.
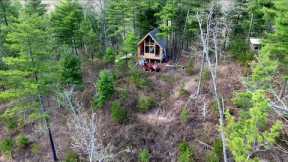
196, 3, 230, 162
57, 89, 130, 162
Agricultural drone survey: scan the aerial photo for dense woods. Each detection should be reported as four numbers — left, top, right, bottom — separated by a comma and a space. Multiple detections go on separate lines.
0, 0, 288, 162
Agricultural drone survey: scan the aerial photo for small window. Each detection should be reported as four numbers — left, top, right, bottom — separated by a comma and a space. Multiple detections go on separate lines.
155, 45, 160, 56
149, 46, 154, 53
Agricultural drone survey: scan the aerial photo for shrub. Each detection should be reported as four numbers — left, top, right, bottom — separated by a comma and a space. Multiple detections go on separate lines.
232, 92, 252, 110
0, 138, 14, 157
180, 108, 189, 124
31, 143, 41, 155
103, 48, 115, 64
61, 54, 82, 85
206, 138, 222, 162
111, 101, 128, 123
0, 115, 17, 130
229, 38, 254, 65
185, 58, 194, 75
179, 84, 190, 97
64, 150, 80, 162
206, 151, 220, 162
16, 134, 29, 149
212, 139, 223, 160
130, 69, 150, 89
138, 95, 156, 112
94, 70, 114, 109
138, 148, 150, 162
202, 68, 210, 81
178, 142, 194, 162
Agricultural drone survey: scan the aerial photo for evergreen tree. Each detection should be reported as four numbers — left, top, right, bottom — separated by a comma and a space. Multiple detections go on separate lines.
24, 0, 46, 16
0, 13, 58, 127
50, 0, 83, 55
122, 32, 138, 54
225, 91, 283, 162
79, 15, 100, 60
252, 0, 288, 88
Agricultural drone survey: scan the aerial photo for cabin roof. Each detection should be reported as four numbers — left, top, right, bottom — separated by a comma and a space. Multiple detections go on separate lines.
138, 28, 167, 49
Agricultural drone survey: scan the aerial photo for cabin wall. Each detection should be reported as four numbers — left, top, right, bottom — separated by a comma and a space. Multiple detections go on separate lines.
137, 35, 163, 61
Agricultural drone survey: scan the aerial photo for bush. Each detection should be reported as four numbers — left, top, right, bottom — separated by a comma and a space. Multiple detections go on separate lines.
94, 70, 114, 109
206, 138, 222, 162
130, 69, 150, 89
179, 84, 190, 97
0, 138, 14, 157
202, 68, 210, 81
111, 101, 128, 123
31, 143, 41, 155
178, 142, 194, 162
61, 54, 82, 85
206, 151, 220, 162
103, 48, 115, 64
16, 134, 29, 149
138, 95, 156, 112
232, 92, 252, 110
229, 38, 254, 65
180, 108, 189, 124
138, 148, 150, 162
0, 115, 17, 130
64, 150, 80, 162
185, 58, 194, 75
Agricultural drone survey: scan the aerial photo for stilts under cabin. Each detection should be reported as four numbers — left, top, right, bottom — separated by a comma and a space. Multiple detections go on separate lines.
137, 29, 168, 64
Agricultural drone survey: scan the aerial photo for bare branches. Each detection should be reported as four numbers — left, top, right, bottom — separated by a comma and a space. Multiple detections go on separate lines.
196, 4, 229, 162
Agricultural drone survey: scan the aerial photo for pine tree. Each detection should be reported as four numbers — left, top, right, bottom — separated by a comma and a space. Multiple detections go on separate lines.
225, 91, 283, 162
24, 0, 46, 16
251, 0, 288, 88
0, 13, 58, 127
50, 0, 83, 54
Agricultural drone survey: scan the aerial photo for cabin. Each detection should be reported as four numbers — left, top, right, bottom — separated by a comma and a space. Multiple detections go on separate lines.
137, 29, 168, 63
249, 38, 262, 52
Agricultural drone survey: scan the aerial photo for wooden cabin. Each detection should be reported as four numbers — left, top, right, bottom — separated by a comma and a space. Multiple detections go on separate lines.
137, 29, 168, 63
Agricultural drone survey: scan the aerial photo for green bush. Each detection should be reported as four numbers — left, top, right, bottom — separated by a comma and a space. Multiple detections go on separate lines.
31, 143, 41, 155
130, 69, 150, 89
94, 70, 114, 109
64, 150, 80, 162
206, 151, 220, 162
179, 85, 190, 97
185, 58, 194, 75
138, 95, 156, 112
111, 101, 128, 123
0, 115, 17, 130
229, 38, 254, 65
103, 48, 115, 64
206, 138, 222, 162
16, 134, 29, 149
202, 68, 210, 81
180, 108, 189, 124
138, 148, 150, 162
61, 54, 82, 85
178, 142, 194, 162
0, 138, 14, 157
232, 92, 252, 110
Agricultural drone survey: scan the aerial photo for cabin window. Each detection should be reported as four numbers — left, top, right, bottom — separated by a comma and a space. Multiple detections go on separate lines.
155, 45, 160, 56
144, 36, 155, 54
149, 46, 154, 53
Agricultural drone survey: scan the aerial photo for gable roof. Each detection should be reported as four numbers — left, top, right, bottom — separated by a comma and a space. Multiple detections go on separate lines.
137, 28, 167, 49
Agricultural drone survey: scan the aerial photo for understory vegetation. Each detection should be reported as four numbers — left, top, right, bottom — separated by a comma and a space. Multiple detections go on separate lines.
0, 0, 288, 161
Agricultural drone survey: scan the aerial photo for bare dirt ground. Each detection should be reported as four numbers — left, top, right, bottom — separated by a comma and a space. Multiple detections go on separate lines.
0, 55, 245, 161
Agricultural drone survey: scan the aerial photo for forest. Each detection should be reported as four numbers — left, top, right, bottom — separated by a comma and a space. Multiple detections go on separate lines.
0, 0, 288, 161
